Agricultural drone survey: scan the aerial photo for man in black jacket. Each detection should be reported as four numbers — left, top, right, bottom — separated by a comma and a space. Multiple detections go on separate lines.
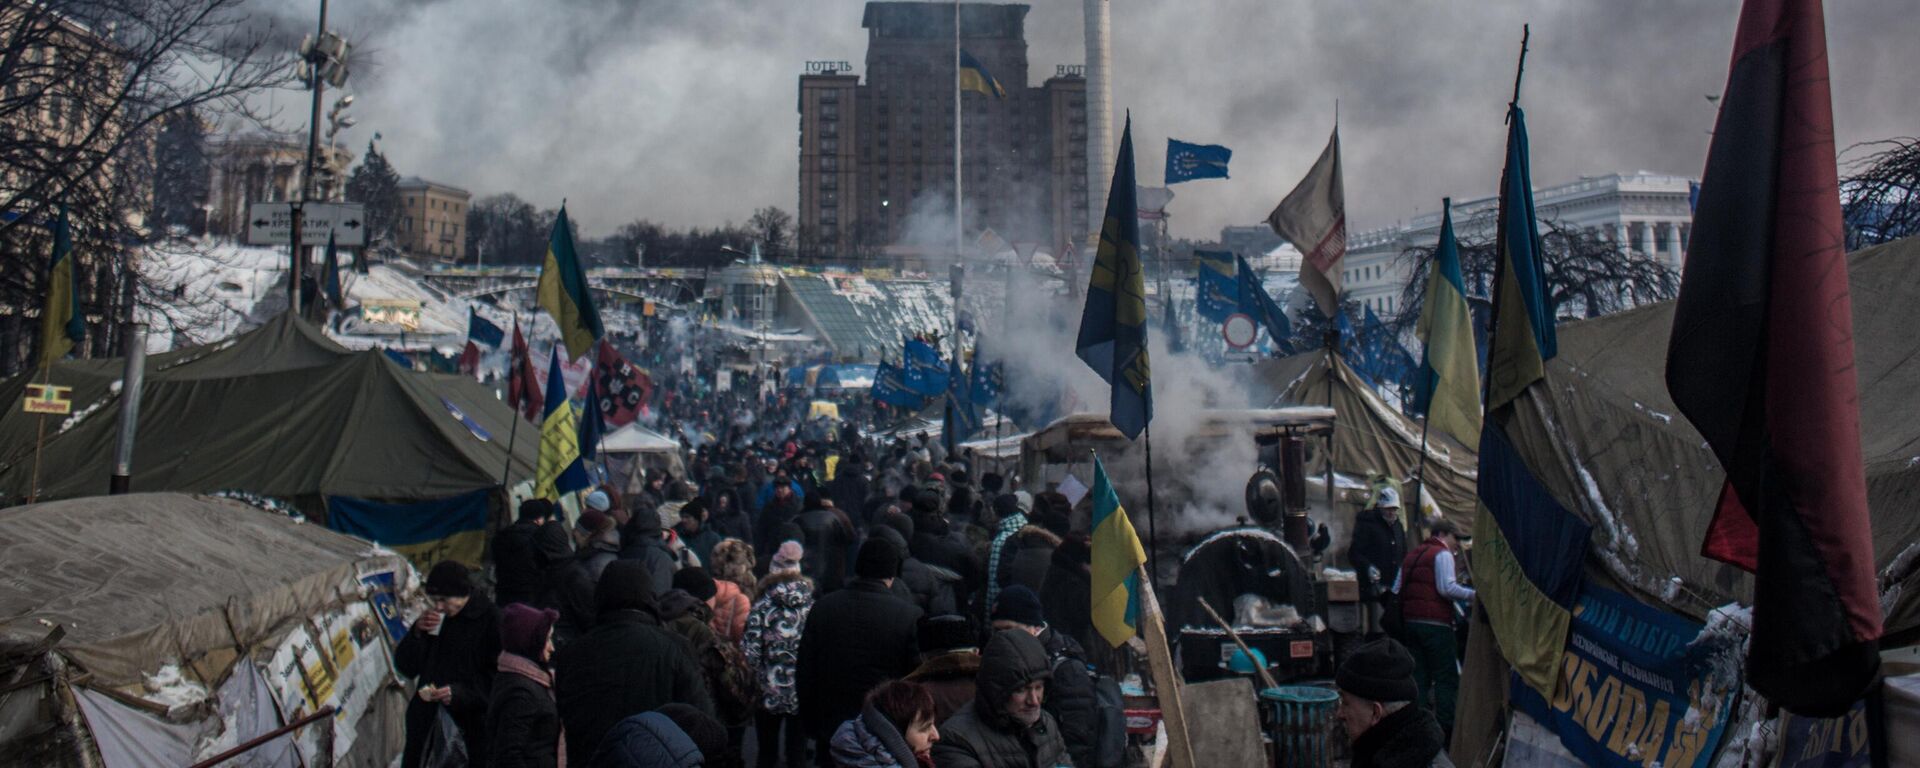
1336, 638, 1454, 768
492, 499, 556, 607
796, 537, 924, 767
990, 585, 1097, 768
1349, 487, 1408, 638
552, 560, 714, 766
396, 561, 501, 768
930, 629, 1071, 768
793, 493, 858, 594
908, 490, 981, 608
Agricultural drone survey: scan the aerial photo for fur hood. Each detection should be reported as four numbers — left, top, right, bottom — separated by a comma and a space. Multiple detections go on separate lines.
1010, 525, 1061, 548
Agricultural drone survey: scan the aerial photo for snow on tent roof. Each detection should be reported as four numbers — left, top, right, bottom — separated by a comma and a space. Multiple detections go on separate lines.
602, 422, 680, 454
0, 493, 409, 687
781, 273, 954, 360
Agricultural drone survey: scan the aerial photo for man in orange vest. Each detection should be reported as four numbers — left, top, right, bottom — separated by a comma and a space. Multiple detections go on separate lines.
1393, 518, 1473, 741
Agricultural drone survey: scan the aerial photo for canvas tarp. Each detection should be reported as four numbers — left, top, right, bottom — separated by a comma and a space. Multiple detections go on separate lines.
0, 313, 538, 504
0, 493, 409, 689
1260, 351, 1480, 532
1508, 236, 1920, 636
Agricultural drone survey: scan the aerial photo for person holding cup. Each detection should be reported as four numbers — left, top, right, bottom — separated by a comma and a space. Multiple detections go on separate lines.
397, 561, 502, 768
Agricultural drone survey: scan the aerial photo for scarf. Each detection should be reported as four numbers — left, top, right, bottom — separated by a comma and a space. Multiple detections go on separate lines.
496, 652, 567, 768
986, 512, 1028, 608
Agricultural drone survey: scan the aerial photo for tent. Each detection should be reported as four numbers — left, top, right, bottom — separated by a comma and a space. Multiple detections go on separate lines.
0, 313, 539, 569
0, 493, 416, 766
1451, 236, 1920, 765
1256, 351, 1480, 532
601, 421, 687, 480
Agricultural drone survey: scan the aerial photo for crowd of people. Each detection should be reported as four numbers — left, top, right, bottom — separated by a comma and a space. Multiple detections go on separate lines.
392, 385, 1462, 767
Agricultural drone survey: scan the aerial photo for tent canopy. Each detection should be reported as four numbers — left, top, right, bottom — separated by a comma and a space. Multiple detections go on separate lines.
0, 313, 537, 505
0, 493, 409, 688
1518, 236, 1920, 635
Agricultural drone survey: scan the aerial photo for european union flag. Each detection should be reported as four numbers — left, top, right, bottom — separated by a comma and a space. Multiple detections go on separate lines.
1075, 114, 1152, 440
1165, 139, 1232, 184
1195, 251, 1240, 322
871, 363, 925, 408
902, 338, 950, 396
969, 345, 1003, 409
1235, 254, 1294, 354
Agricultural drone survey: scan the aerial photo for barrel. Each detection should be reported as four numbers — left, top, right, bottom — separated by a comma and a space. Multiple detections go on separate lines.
1259, 685, 1338, 768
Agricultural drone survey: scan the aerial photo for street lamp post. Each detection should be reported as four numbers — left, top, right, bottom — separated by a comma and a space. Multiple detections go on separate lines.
289, 0, 350, 316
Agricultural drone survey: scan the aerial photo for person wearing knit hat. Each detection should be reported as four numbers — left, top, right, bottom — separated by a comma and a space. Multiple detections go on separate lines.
770, 540, 805, 574
906, 614, 983, 722
671, 566, 718, 602
585, 489, 613, 514
1335, 638, 1452, 768
796, 536, 924, 760
488, 603, 563, 767
552, 560, 715, 766
987, 584, 1102, 768
854, 537, 904, 581
398, 561, 500, 768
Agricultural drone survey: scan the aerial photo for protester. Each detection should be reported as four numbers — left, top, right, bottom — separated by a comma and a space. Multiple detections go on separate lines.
708, 565, 753, 644
1037, 534, 1097, 664
904, 614, 982, 723
555, 561, 714, 766
874, 512, 961, 616
1336, 638, 1454, 768
990, 585, 1096, 767
659, 702, 742, 768
493, 499, 558, 607
589, 711, 703, 768
1350, 486, 1408, 637
489, 604, 564, 768
709, 538, 760, 601
983, 494, 1029, 610
797, 538, 924, 767
794, 492, 859, 594
908, 491, 980, 608
397, 561, 501, 768
709, 488, 754, 543
928, 629, 1069, 768
576, 508, 623, 582
620, 499, 679, 594
1394, 518, 1474, 739
742, 543, 815, 768
995, 495, 1059, 600
676, 498, 724, 569
829, 680, 942, 768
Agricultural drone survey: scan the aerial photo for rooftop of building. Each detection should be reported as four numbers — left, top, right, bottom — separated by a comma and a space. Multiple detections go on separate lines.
861, 2, 1029, 39
396, 176, 470, 197
1350, 170, 1697, 249
780, 270, 955, 359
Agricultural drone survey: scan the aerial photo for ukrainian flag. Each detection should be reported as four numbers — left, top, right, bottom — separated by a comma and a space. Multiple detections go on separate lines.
535, 348, 591, 500
1411, 199, 1481, 447
1075, 115, 1151, 440
536, 206, 604, 360
1089, 455, 1146, 647
1473, 104, 1592, 698
39, 205, 85, 368
958, 50, 1006, 99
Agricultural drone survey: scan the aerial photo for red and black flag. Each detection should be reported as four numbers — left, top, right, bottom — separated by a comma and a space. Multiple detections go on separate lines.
1665, 0, 1881, 717
508, 318, 544, 423
594, 339, 654, 427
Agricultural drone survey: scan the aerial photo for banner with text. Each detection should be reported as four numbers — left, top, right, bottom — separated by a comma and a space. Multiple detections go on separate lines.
1511, 584, 1736, 768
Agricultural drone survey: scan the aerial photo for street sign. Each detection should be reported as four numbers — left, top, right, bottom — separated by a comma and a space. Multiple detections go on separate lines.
22, 384, 72, 415
1223, 313, 1258, 349
247, 202, 368, 247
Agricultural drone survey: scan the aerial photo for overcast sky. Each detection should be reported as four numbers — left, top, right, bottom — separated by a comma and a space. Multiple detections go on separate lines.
254, 0, 1912, 240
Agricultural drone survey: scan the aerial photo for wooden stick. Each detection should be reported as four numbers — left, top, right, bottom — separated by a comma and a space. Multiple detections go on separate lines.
1196, 597, 1281, 691
1137, 564, 1196, 768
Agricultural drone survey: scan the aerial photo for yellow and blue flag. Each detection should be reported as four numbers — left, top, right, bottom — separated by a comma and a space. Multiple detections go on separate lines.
1474, 103, 1592, 698
536, 206, 604, 360
958, 50, 1006, 99
1090, 455, 1146, 647
1411, 200, 1482, 447
1165, 139, 1232, 184
1075, 115, 1152, 440
1194, 251, 1239, 323
39, 205, 85, 368
326, 489, 492, 571
535, 348, 590, 500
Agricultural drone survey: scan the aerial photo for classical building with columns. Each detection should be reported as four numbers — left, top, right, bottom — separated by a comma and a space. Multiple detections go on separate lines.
1341, 171, 1696, 317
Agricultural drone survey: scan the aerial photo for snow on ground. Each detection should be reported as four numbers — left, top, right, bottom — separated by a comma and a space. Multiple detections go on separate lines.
137, 240, 290, 352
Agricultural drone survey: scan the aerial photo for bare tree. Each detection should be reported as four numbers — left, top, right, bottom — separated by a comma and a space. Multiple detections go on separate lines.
1841, 137, 1920, 250
747, 206, 791, 260
2, 0, 293, 368
1390, 212, 1680, 338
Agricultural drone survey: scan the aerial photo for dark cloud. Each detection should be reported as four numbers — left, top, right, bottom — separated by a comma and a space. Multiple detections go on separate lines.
265, 0, 1911, 239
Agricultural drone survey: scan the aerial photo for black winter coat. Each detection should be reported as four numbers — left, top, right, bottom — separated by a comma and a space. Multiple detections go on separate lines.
487, 664, 560, 768
1349, 511, 1407, 600
491, 520, 547, 608
616, 532, 677, 597
396, 595, 501, 766
1041, 628, 1098, 768
911, 522, 981, 603
795, 579, 923, 737
553, 609, 715, 766
1039, 557, 1098, 671
1350, 702, 1454, 768
870, 527, 958, 615
930, 630, 1070, 768
996, 527, 1060, 599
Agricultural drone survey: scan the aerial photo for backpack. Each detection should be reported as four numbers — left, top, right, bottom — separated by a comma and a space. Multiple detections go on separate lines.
706, 638, 765, 727
1056, 656, 1128, 768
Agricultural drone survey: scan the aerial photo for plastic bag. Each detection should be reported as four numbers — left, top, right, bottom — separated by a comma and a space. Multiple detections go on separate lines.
419, 706, 469, 768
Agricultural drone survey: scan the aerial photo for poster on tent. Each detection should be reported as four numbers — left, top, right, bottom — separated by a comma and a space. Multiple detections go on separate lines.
261, 601, 392, 761
359, 565, 411, 647
1776, 701, 1872, 768
1510, 584, 1736, 768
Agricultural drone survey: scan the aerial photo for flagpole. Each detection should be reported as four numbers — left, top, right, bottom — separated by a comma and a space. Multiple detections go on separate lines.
1143, 423, 1159, 584
500, 313, 523, 491
953, 0, 963, 266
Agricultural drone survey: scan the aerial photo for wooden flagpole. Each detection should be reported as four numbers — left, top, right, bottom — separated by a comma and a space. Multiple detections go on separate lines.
1138, 563, 1195, 768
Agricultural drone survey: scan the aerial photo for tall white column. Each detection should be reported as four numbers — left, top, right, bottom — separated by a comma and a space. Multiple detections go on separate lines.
1639, 220, 1656, 258
1665, 222, 1685, 268
1083, 0, 1113, 242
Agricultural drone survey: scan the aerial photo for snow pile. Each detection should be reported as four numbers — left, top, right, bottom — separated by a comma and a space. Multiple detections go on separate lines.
142, 663, 210, 716
137, 241, 289, 352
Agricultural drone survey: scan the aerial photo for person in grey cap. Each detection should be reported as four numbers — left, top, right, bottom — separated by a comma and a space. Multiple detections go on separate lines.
1335, 638, 1453, 768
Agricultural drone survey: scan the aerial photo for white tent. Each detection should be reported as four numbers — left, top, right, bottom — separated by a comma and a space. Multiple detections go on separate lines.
602, 422, 686, 480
